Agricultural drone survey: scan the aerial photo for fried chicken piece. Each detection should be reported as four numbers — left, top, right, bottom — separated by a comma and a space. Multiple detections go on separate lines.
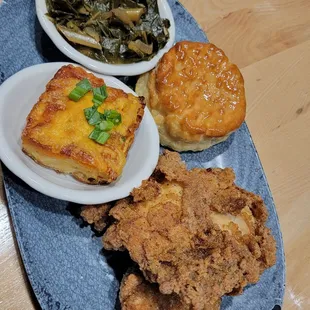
80, 203, 111, 232
131, 179, 161, 203
120, 270, 220, 310
103, 151, 276, 310
120, 271, 185, 310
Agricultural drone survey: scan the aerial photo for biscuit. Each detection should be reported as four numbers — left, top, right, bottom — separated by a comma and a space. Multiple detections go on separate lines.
136, 41, 246, 151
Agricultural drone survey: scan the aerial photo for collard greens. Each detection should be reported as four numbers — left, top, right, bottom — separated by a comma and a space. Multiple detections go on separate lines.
46, 0, 170, 64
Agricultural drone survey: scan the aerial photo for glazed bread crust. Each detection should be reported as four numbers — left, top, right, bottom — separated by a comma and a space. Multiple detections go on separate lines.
136, 42, 246, 151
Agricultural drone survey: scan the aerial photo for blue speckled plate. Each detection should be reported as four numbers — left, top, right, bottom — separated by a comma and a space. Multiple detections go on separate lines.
0, 0, 285, 309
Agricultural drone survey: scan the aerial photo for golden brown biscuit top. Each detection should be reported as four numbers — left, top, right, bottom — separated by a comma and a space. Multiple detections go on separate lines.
154, 41, 246, 137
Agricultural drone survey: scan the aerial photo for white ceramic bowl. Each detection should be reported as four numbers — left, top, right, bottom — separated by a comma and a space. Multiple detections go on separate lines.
35, 0, 175, 76
0, 62, 159, 204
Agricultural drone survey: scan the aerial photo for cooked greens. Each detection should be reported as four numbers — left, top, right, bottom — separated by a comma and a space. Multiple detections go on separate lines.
46, 0, 170, 64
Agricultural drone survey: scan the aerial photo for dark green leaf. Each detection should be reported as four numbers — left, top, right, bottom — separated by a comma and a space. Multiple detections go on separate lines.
46, 0, 170, 64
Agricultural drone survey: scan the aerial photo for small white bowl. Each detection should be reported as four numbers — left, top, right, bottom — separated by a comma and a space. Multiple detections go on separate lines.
35, 0, 175, 76
0, 62, 159, 204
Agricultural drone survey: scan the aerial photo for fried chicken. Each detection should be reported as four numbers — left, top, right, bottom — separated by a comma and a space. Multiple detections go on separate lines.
120, 270, 185, 310
103, 151, 276, 310
120, 270, 221, 310
80, 203, 111, 232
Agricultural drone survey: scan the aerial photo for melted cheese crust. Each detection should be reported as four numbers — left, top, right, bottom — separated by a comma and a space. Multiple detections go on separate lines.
22, 65, 145, 184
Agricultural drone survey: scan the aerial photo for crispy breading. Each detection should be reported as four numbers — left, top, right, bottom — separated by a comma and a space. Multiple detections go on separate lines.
120, 271, 186, 310
131, 180, 161, 203
136, 42, 246, 151
103, 151, 276, 310
120, 270, 221, 310
155, 150, 188, 181
22, 65, 145, 184
80, 204, 111, 232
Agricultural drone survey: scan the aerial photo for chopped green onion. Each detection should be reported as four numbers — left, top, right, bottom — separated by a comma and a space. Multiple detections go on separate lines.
88, 110, 102, 125
98, 120, 114, 131
104, 110, 119, 118
68, 78, 92, 101
68, 81, 117, 145
68, 89, 82, 101
92, 98, 103, 107
89, 127, 101, 140
104, 110, 122, 125
89, 128, 110, 144
84, 106, 97, 121
96, 131, 110, 144
77, 79, 92, 90
95, 85, 107, 96
92, 85, 108, 106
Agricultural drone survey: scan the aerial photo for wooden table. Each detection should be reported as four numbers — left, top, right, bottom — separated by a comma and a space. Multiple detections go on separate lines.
1, 0, 309, 309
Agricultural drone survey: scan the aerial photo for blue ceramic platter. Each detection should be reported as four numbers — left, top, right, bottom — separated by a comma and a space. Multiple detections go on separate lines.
0, 0, 285, 309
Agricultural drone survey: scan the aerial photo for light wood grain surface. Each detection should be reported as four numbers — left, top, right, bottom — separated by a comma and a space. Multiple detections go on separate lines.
1, 0, 310, 309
